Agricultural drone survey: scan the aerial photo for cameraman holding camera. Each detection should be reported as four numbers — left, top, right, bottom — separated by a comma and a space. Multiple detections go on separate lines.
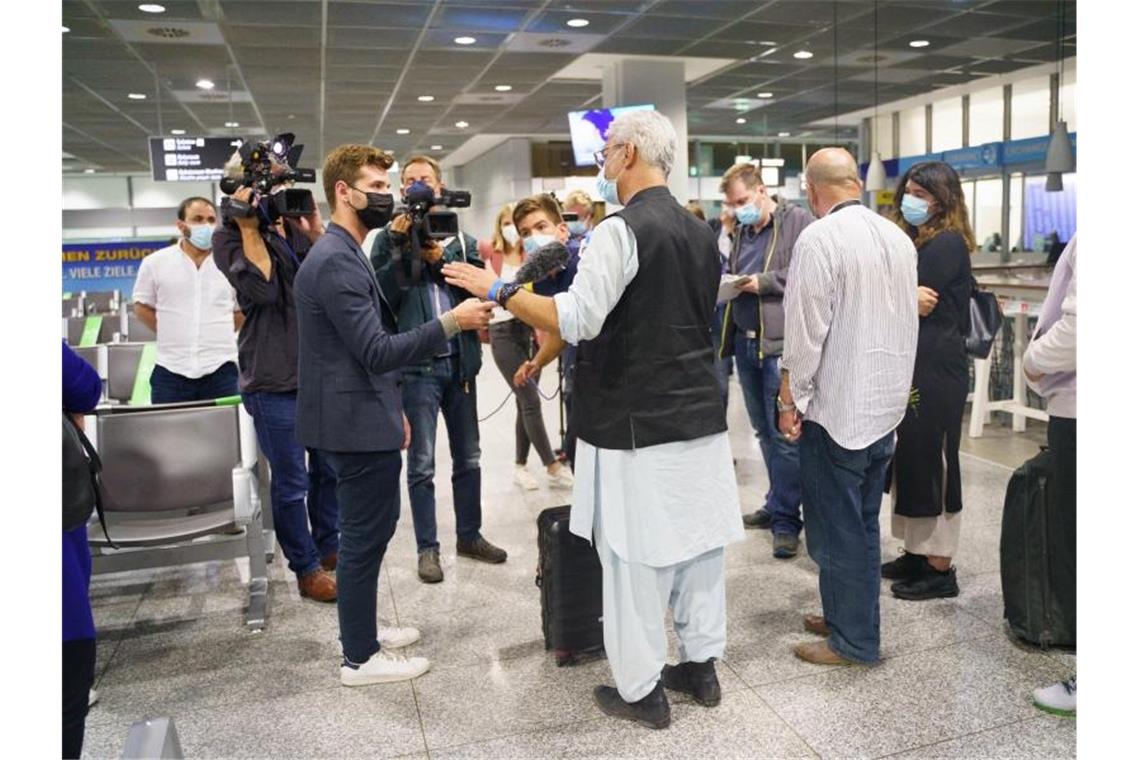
369, 155, 507, 584
213, 155, 340, 604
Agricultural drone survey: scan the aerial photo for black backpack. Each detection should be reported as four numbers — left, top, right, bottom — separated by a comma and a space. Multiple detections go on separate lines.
62, 414, 113, 545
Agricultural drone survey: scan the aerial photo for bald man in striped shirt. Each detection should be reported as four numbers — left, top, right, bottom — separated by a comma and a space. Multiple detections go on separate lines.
776, 148, 918, 666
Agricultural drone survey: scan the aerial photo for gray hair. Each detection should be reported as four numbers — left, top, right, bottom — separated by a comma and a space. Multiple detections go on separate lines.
608, 110, 676, 178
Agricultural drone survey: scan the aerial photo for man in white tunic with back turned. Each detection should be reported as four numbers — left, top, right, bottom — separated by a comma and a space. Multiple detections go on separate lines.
442, 110, 744, 730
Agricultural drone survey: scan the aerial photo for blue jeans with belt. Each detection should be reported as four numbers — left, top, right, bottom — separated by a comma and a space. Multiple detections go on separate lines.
322, 449, 402, 664
402, 357, 483, 553
241, 390, 339, 578
800, 421, 894, 663
150, 361, 238, 404
734, 334, 803, 537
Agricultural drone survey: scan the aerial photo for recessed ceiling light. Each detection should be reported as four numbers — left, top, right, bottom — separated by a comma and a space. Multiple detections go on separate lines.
170, 129, 186, 135
759, 41, 778, 46
793, 50, 813, 59
84, 168, 96, 174
566, 18, 590, 28
417, 95, 435, 102
396, 128, 410, 135
778, 131, 791, 137
909, 39, 931, 48
735, 118, 746, 124
454, 36, 476, 45
196, 79, 215, 90
431, 145, 443, 150
224, 121, 240, 128
494, 85, 513, 92
455, 120, 469, 128
62, 25, 70, 33
128, 92, 147, 100
138, 3, 166, 13
287, 114, 295, 119
756, 92, 773, 99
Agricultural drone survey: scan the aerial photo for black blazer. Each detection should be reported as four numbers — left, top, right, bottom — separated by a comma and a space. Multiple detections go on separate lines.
294, 223, 448, 452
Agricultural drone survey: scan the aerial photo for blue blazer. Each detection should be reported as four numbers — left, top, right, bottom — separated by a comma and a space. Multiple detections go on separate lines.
294, 223, 448, 452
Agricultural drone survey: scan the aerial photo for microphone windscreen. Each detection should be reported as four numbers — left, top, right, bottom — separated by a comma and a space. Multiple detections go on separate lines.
514, 241, 569, 284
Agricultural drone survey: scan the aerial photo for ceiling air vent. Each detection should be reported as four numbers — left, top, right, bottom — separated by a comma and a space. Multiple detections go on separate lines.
147, 26, 192, 40
538, 37, 572, 49
853, 53, 889, 65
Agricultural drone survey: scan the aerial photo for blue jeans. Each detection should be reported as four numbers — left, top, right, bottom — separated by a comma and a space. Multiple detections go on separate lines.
322, 449, 402, 664
734, 336, 802, 537
402, 358, 482, 552
713, 304, 732, 413
150, 361, 238, 404
800, 421, 894, 663
241, 391, 339, 578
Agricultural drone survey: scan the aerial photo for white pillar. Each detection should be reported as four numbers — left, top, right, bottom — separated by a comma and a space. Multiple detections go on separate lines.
601, 59, 689, 204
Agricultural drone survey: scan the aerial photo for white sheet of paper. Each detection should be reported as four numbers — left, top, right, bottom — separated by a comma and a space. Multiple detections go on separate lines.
717, 274, 753, 304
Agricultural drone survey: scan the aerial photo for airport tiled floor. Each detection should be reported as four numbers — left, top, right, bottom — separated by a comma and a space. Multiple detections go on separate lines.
82, 350, 1075, 759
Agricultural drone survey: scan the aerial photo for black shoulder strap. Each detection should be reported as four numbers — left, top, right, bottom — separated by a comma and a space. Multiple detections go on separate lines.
65, 415, 116, 549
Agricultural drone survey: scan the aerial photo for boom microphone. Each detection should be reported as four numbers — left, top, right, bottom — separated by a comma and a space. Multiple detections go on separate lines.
514, 241, 570, 284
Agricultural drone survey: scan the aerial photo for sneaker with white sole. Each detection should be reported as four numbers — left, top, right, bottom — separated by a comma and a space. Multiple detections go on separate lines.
547, 466, 574, 490
378, 625, 421, 649
1032, 676, 1075, 717
88, 688, 99, 708
341, 649, 431, 686
514, 465, 540, 491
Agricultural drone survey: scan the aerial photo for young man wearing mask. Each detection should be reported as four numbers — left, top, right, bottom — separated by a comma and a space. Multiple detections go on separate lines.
369, 155, 507, 584
132, 197, 244, 403
294, 144, 496, 684
717, 163, 813, 559
212, 175, 340, 603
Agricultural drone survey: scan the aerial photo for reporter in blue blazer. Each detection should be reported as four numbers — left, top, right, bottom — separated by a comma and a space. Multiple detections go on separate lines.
293, 144, 494, 686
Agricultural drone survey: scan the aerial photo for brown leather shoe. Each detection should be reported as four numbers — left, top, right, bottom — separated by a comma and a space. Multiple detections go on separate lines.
793, 640, 853, 665
320, 552, 338, 572
802, 614, 831, 637
298, 569, 337, 602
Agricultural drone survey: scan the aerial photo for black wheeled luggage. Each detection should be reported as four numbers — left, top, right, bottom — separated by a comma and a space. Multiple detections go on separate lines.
999, 447, 1076, 649
536, 505, 604, 665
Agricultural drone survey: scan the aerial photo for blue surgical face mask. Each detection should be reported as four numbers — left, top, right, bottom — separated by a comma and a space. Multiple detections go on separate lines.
187, 223, 214, 251
523, 232, 556, 255
567, 220, 587, 236
900, 193, 932, 226
596, 166, 620, 206
735, 202, 761, 226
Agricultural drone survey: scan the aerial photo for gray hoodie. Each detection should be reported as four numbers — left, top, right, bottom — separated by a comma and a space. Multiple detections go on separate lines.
719, 200, 814, 359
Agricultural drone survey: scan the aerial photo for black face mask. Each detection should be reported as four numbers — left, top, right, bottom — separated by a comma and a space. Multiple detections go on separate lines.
350, 187, 394, 229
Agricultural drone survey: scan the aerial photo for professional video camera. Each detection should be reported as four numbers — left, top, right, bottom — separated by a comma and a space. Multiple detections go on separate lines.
219, 132, 317, 222
388, 180, 473, 285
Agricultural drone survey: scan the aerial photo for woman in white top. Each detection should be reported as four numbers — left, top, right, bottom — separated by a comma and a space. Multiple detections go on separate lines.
485, 203, 573, 491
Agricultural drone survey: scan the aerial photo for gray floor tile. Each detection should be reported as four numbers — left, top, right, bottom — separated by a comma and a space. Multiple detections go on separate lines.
754, 637, 1073, 759
430, 689, 816, 759
885, 714, 1075, 759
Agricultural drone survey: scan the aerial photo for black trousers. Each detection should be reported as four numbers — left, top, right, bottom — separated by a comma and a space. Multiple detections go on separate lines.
62, 638, 95, 759
1047, 416, 1077, 637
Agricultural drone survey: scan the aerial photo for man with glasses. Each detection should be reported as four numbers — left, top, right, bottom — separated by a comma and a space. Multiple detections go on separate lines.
369, 155, 507, 584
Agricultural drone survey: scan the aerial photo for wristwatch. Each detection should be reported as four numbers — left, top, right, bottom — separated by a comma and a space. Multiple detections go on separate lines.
775, 397, 798, 414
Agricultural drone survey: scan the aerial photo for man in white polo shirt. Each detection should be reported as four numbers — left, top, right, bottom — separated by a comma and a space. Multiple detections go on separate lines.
132, 196, 243, 403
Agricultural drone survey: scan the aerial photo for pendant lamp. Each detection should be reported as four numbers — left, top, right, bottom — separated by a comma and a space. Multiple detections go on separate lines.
864, 0, 887, 192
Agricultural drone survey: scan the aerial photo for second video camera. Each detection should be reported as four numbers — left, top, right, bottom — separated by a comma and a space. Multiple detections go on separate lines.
398, 180, 471, 242
220, 132, 317, 221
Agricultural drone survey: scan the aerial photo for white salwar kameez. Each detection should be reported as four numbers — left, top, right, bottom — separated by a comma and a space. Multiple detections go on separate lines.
554, 214, 746, 702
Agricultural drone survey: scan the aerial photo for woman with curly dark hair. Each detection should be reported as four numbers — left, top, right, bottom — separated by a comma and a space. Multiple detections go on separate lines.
882, 161, 975, 601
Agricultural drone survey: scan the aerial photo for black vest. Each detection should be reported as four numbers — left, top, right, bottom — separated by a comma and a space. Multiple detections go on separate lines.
573, 186, 726, 450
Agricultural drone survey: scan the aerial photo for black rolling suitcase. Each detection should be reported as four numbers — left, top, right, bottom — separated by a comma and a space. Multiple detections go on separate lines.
536, 505, 604, 665
999, 447, 1076, 649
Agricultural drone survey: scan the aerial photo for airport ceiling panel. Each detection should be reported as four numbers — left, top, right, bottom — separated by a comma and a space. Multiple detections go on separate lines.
63, 0, 1077, 174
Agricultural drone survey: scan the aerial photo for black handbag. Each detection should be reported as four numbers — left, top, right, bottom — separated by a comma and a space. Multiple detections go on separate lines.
966, 280, 1002, 359
62, 413, 114, 545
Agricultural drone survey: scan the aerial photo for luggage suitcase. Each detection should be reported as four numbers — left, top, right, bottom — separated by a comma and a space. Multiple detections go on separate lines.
999, 447, 1076, 649
536, 505, 604, 665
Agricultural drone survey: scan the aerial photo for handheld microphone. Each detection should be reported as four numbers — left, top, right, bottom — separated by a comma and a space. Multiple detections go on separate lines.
514, 241, 570, 284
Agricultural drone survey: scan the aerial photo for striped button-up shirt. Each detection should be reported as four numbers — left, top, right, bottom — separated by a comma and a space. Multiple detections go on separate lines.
780, 202, 918, 450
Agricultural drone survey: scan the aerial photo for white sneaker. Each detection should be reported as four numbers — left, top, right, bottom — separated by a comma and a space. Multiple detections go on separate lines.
514, 465, 540, 491
378, 625, 421, 649
547, 465, 574, 490
341, 649, 431, 686
88, 688, 99, 708
1032, 677, 1075, 717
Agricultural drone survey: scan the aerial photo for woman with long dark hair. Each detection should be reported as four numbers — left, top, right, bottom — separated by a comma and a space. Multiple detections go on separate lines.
882, 161, 975, 600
